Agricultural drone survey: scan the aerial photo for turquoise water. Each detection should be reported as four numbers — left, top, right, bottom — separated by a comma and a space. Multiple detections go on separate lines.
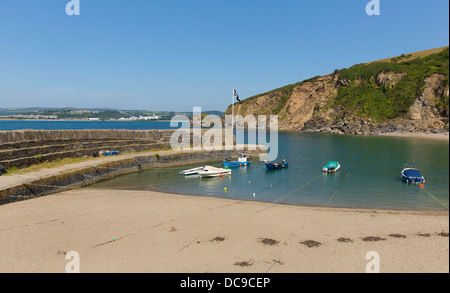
92, 132, 450, 211
2, 121, 447, 210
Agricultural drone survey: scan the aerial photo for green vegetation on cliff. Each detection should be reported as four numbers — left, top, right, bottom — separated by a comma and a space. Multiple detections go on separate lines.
334, 47, 449, 121
238, 76, 321, 107
228, 47, 448, 128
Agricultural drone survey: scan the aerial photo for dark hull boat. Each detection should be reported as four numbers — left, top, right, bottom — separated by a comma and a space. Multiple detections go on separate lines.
265, 160, 288, 169
401, 168, 425, 184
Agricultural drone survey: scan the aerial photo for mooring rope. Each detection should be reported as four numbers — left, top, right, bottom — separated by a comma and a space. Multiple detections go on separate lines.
252, 176, 292, 196
251, 174, 324, 215
422, 188, 449, 210
265, 224, 305, 273
326, 169, 351, 206
272, 174, 324, 204
264, 170, 351, 273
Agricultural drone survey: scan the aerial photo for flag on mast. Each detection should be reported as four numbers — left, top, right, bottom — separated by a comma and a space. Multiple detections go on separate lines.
233, 89, 241, 102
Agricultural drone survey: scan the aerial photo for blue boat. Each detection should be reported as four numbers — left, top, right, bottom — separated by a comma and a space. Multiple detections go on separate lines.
265, 159, 288, 169
401, 167, 425, 184
102, 151, 121, 156
223, 161, 251, 167
223, 154, 252, 168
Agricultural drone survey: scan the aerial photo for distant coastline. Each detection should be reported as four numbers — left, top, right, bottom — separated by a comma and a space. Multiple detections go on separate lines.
1, 119, 449, 142
0, 119, 174, 131
0, 118, 172, 122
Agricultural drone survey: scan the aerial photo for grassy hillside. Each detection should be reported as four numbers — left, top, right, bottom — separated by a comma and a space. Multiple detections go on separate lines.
333, 47, 449, 122
227, 46, 449, 134
232, 47, 449, 123
368, 46, 449, 64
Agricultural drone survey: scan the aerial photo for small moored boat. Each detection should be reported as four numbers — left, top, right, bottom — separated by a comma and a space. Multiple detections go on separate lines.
223, 153, 252, 168
323, 161, 341, 173
179, 167, 205, 176
265, 159, 288, 169
401, 165, 425, 184
198, 166, 232, 178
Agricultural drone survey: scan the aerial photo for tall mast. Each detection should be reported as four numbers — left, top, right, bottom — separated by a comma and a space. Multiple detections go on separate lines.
232, 88, 235, 133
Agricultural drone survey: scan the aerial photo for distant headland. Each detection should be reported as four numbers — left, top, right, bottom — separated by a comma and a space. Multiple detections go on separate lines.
227, 46, 449, 136
0, 108, 225, 122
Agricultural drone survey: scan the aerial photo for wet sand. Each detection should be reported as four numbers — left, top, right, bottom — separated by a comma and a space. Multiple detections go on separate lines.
378, 132, 449, 142
0, 188, 448, 273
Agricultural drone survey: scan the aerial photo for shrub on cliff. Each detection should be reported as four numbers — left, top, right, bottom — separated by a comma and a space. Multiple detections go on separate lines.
335, 48, 449, 122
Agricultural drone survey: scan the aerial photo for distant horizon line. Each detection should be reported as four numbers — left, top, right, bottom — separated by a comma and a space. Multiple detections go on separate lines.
0, 107, 226, 113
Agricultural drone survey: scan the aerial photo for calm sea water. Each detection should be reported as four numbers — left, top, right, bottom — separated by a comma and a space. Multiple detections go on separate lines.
93, 132, 449, 211
2, 120, 448, 210
0, 120, 173, 131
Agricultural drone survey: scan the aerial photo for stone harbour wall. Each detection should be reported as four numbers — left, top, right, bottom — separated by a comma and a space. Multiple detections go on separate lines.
0, 129, 176, 169
0, 147, 262, 206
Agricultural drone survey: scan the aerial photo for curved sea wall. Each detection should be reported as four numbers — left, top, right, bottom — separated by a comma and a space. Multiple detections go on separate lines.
0, 147, 261, 206
0, 129, 260, 205
0, 129, 175, 169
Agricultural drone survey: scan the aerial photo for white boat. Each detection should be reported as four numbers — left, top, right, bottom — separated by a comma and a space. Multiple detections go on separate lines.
179, 167, 205, 176
198, 166, 232, 178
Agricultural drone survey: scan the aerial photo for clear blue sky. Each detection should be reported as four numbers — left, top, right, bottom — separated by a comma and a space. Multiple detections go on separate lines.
0, 0, 448, 112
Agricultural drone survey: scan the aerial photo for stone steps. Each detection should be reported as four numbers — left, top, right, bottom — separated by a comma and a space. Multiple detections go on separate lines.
0, 139, 170, 161
0, 142, 168, 169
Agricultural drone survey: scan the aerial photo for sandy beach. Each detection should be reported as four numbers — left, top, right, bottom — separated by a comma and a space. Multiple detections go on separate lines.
1, 0, 449, 277
0, 188, 448, 273
0, 137, 448, 273
378, 132, 449, 142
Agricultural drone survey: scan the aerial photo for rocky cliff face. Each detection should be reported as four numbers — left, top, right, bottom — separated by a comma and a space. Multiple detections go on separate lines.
304, 72, 449, 135
410, 74, 448, 120
227, 49, 449, 135
226, 74, 340, 131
